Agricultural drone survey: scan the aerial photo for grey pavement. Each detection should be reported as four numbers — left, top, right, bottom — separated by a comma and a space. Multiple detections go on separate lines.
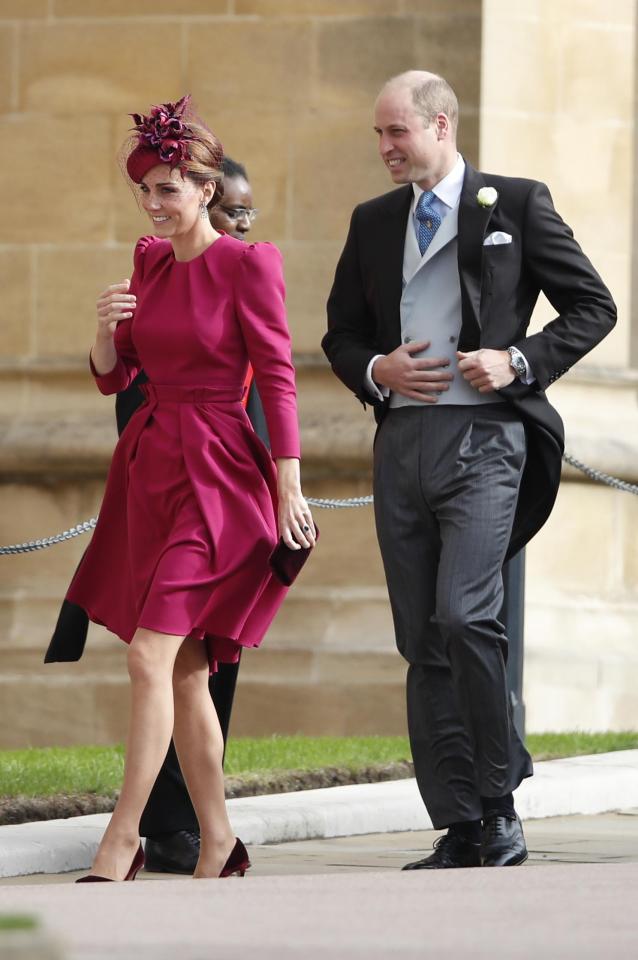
3, 750, 638, 879
2, 754, 638, 957
2, 813, 638, 958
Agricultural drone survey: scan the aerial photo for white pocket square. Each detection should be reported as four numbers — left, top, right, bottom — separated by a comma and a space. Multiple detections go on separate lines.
484, 231, 513, 246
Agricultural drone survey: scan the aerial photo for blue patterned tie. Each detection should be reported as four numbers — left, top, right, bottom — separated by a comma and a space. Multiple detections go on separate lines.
415, 190, 442, 255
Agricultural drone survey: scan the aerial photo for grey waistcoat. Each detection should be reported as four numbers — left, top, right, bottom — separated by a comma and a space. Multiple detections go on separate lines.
391, 202, 503, 408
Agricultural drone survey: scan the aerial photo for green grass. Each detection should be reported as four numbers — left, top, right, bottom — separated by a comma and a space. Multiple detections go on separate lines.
0, 916, 39, 932
0, 744, 125, 800
1, 732, 637, 800
526, 731, 638, 761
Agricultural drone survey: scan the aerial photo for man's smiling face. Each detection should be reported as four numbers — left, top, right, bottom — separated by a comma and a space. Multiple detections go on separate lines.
374, 85, 443, 188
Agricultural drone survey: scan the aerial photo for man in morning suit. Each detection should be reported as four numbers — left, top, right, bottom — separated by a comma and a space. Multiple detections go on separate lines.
322, 71, 616, 869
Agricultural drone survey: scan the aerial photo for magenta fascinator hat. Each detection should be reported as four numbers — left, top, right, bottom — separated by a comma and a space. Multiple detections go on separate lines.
126, 94, 195, 183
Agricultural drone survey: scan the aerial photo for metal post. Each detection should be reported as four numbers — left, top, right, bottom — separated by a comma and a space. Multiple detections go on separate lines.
501, 549, 526, 740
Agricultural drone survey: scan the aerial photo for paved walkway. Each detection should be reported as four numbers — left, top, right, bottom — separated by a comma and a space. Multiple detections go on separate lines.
1, 812, 638, 958
4, 750, 638, 878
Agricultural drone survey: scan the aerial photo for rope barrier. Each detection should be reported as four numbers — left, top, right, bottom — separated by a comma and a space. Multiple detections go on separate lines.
0, 453, 635, 555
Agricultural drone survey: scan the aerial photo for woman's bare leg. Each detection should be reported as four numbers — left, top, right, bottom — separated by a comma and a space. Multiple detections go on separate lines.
171, 637, 235, 878
90, 628, 184, 880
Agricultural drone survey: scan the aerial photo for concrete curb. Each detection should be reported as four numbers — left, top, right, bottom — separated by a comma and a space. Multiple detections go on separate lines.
1, 750, 638, 878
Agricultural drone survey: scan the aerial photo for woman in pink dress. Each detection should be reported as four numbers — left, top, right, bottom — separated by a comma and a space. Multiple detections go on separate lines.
67, 96, 316, 882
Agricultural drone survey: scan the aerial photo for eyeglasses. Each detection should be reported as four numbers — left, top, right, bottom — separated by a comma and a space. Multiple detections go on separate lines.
218, 204, 259, 222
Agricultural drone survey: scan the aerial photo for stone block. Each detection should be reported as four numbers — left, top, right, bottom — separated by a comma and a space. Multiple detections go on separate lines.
231, 674, 406, 736
293, 495, 384, 588
278, 242, 342, 352
406, 0, 481, 12
35, 246, 133, 359
296, 370, 377, 468
523, 616, 638, 732
314, 18, 415, 113
54, 0, 225, 14
269, 589, 392, 652
0, 116, 111, 244
0, 25, 15, 114
561, 24, 633, 124
236, 0, 401, 14
481, 14, 558, 115
0, 668, 129, 749
549, 122, 632, 254
415, 16, 482, 110
526, 482, 618, 599
484, 0, 633, 28
186, 21, 312, 115
622, 495, 638, 595
0, 414, 116, 477
0, 481, 99, 596
291, 112, 390, 243
19, 22, 183, 114
479, 114, 632, 253
20, 369, 114, 421
321, 593, 395, 652
0, 0, 47, 16
262, 592, 338, 650
456, 108, 479, 168
0, 249, 32, 358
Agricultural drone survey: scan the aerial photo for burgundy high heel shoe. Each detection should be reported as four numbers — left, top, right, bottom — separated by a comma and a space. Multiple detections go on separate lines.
219, 838, 251, 878
76, 843, 145, 883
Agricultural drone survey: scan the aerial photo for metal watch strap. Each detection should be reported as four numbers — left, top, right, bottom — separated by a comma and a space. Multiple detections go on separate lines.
507, 346, 527, 380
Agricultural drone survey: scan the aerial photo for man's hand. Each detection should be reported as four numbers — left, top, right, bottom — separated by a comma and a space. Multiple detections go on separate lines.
373, 340, 453, 403
456, 349, 515, 392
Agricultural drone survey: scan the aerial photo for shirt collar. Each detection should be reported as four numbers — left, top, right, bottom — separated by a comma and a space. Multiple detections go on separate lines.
412, 154, 465, 211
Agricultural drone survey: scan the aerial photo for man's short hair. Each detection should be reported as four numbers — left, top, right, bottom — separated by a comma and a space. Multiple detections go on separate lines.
221, 156, 248, 181
410, 75, 458, 133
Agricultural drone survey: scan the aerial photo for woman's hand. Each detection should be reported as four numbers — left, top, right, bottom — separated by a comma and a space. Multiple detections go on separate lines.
91, 279, 136, 376
96, 279, 136, 339
276, 458, 316, 550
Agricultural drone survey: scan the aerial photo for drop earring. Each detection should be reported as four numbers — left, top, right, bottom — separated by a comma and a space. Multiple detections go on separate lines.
199, 201, 208, 219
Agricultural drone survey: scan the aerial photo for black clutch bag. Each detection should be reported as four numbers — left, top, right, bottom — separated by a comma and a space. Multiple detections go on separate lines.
268, 525, 319, 586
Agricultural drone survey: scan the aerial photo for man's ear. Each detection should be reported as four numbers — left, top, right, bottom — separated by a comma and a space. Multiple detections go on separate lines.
435, 113, 449, 140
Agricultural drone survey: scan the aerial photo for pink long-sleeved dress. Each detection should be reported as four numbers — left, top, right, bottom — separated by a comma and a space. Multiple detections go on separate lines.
65, 234, 300, 671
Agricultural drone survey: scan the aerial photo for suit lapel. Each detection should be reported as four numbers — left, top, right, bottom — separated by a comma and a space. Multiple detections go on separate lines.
457, 163, 496, 350
374, 185, 412, 350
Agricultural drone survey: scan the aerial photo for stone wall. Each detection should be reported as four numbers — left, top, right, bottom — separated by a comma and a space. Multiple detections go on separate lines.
481, 0, 638, 731
1, 0, 636, 747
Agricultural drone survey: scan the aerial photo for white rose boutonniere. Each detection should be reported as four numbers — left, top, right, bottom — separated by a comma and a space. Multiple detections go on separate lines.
477, 186, 498, 208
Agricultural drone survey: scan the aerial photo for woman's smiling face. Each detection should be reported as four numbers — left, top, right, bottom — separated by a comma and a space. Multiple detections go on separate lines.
139, 164, 213, 237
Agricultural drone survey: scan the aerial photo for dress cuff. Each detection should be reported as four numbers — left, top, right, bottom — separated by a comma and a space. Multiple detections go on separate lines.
89, 351, 129, 396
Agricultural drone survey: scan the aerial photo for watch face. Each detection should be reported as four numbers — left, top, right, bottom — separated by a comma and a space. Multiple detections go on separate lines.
509, 349, 526, 378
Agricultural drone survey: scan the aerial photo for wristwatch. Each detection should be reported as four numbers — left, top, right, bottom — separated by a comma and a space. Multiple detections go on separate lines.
507, 346, 527, 380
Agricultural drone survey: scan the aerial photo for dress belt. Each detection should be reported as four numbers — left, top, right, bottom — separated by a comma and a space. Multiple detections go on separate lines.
140, 383, 246, 404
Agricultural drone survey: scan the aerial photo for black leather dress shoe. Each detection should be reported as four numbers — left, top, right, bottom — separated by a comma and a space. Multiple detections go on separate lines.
480, 812, 528, 866
402, 831, 481, 870
144, 829, 200, 874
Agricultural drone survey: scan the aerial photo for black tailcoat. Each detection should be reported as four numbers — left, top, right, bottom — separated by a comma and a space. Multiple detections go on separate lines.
322, 163, 616, 558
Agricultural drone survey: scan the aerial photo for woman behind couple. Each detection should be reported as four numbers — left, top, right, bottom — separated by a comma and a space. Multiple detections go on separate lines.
64, 95, 316, 882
